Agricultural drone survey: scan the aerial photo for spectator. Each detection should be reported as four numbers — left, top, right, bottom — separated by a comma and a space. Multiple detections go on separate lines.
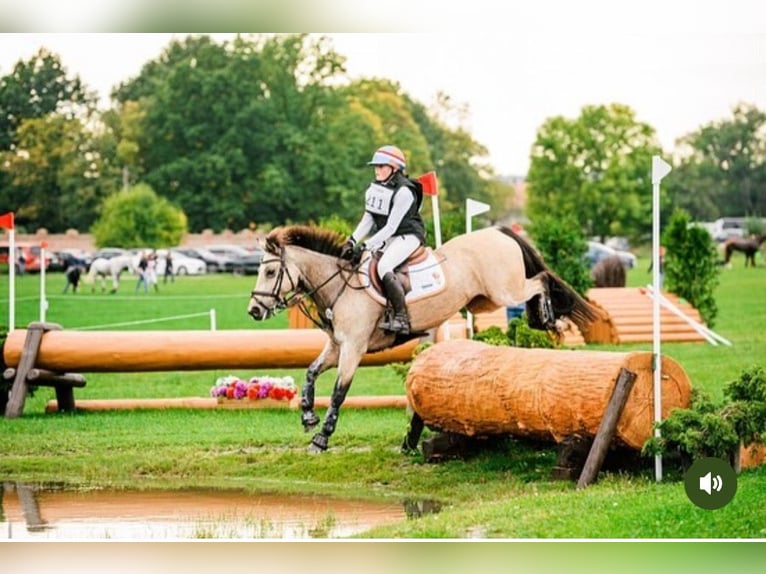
147, 251, 159, 292
164, 251, 174, 284
135, 252, 149, 294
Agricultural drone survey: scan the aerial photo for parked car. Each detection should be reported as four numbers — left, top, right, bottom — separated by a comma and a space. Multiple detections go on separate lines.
91, 247, 129, 260
175, 247, 232, 273
204, 245, 254, 272
585, 241, 637, 270
231, 248, 265, 275
0, 242, 52, 273
50, 248, 91, 272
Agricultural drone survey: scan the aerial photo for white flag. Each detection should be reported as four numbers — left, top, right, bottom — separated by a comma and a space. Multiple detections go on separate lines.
652, 156, 672, 184
466, 198, 491, 218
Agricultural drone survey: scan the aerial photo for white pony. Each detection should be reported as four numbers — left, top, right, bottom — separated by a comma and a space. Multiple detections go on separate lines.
86, 255, 136, 293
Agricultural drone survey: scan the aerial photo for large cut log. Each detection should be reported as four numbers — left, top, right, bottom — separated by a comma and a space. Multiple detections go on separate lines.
2, 327, 417, 372
405, 339, 692, 449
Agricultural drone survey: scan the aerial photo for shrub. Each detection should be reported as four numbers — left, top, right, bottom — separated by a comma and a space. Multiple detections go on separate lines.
662, 210, 720, 326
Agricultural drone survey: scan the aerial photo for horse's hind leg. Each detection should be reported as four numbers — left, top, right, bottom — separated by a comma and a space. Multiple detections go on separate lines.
301, 340, 339, 432
401, 410, 424, 455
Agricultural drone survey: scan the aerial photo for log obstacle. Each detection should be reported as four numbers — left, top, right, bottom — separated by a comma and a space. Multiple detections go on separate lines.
584, 287, 707, 344
2, 324, 418, 372
43, 395, 409, 413
2, 322, 419, 418
405, 339, 692, 450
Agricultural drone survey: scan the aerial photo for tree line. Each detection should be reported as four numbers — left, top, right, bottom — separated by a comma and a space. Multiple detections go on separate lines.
1, 34, 764, 247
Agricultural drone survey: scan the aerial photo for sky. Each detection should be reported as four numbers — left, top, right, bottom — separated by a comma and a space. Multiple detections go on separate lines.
0, 2, 765, 176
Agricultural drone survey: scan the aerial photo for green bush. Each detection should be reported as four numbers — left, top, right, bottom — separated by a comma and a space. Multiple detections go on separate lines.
527, 215, 591, 297
662, 210, 720, 326
643, 366, 766, 464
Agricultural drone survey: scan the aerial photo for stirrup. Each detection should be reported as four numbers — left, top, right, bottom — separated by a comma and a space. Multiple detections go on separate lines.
380, 315, 411, 334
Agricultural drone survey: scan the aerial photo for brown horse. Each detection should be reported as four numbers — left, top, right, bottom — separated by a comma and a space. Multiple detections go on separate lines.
723, 234, 766, 267
247, 225, 602, 453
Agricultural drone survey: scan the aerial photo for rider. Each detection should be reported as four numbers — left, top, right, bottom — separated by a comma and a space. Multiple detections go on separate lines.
340, 145, 426, 335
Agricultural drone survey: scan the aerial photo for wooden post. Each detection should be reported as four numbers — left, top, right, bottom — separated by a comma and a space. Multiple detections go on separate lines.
576, 367, 637, 489
4, 322, 62, 418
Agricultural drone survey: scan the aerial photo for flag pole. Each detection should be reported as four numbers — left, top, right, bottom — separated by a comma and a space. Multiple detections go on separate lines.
40, 240, 49, 322
1, 212, 16, 332
465, 198, 491, 339
651, 155, 672, 482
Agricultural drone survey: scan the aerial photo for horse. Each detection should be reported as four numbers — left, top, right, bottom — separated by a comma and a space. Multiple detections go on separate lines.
590, 255, 626, 288
247, 225, 602, 454
723, 234, 766, 267
86, 254, 136, 293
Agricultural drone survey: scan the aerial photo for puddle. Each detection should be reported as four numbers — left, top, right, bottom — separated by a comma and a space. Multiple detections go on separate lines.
0, 482, 416, 540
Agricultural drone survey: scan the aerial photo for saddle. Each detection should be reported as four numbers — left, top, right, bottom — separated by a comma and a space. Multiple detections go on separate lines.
367, 245, 428, 297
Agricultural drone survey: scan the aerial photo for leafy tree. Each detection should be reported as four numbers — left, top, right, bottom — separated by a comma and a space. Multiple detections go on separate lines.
0, 48, 98, 231
527, 215, 592, 296
527, 103, 662, 242
0, 47, 95, 150
0, 115, 115, 232
662, 210, 719, 326
91, 183, 187, 248
668, 103, 766, 219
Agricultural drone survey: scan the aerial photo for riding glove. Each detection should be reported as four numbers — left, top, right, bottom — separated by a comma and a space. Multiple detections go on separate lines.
350, 242, 365, 265
340, 239, 356, 261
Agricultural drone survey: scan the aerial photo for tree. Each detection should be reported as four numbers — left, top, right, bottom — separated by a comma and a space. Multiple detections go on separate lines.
91, 183, 187, 248
0, 48, 99, 231
0, 47, 95, 151
662, 210, 719, 326
0, 115, 115, 232
668, 103, 766, 219
526, 103, 662, 242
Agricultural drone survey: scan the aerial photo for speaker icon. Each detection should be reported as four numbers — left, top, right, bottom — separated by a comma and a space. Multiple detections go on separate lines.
699, 471, 723, 495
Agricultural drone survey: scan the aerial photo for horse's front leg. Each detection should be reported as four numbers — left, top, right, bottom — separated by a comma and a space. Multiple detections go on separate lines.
308, 340, 365, 454
301, 339, 339, 432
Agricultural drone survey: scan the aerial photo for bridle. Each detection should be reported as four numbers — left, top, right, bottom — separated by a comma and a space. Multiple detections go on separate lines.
249, 247, 349, 323
249, 248, 298, 316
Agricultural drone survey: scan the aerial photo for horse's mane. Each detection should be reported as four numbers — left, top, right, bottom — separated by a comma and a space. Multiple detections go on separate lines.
265, 226, 345, 257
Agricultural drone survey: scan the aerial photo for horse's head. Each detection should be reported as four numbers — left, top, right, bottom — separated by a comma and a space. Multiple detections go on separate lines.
247, 226, 346, 321
247, 243, 298, 321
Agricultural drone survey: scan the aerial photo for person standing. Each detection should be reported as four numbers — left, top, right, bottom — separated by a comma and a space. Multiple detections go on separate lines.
340, 144, 426, 335
135, 252, 149, 294
163, 251, 174, 284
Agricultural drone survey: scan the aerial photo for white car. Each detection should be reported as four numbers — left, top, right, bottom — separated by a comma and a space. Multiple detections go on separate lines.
133, 249, 207, 276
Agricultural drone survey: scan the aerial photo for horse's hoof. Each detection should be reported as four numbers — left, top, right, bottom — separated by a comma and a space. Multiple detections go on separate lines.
302, 412, 320, 432
308, 433, 328, 453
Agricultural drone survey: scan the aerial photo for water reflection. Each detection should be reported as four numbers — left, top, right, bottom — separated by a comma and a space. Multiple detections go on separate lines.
0, 482, 407, 540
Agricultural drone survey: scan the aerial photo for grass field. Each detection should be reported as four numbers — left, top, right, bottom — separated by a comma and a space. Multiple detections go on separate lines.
0, 257, 765, 539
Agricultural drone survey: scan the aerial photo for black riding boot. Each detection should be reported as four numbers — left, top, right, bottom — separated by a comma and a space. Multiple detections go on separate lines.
380, 272, 411, 334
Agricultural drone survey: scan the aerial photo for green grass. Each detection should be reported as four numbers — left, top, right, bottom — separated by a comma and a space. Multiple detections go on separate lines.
1, 262, 765, 538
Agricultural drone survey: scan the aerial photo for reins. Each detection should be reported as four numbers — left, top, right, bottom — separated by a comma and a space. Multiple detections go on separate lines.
250, 247, 358, 331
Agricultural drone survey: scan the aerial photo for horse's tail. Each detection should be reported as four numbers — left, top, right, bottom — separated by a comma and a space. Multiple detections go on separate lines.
496, 226, 602, 333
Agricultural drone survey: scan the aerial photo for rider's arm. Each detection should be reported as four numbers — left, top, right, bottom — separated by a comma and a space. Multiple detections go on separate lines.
350, 211, 375, 244
363, 187, 414, 251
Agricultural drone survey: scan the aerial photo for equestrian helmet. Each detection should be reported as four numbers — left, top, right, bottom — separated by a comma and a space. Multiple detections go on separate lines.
368, 145, 406, 171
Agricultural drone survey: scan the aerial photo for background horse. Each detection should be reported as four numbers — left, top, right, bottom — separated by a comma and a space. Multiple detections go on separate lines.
723, 234, 766, 267
248, 225, 602, 454
86, 254, 136, 293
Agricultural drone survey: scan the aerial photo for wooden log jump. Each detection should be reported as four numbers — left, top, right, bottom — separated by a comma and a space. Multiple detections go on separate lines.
405, 339, 692, 450
3, 324, 418, 372
2, 322, 419, 418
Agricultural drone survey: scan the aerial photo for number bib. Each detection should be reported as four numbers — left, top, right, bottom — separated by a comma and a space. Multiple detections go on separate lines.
364, 183, 394, 216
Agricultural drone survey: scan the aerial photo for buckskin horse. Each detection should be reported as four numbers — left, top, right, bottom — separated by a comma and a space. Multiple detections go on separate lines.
723, 234, 766, 267
247, 225, 601, 453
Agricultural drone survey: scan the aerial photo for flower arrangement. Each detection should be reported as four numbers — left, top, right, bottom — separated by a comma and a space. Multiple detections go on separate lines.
210, 375, 298, 402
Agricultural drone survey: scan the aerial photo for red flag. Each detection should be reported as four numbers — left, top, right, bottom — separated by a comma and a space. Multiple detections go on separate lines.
0, 212, 13, 230
417, 172, 439, 196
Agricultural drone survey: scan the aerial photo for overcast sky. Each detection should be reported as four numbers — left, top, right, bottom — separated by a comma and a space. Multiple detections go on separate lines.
0, 2, 764, 176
